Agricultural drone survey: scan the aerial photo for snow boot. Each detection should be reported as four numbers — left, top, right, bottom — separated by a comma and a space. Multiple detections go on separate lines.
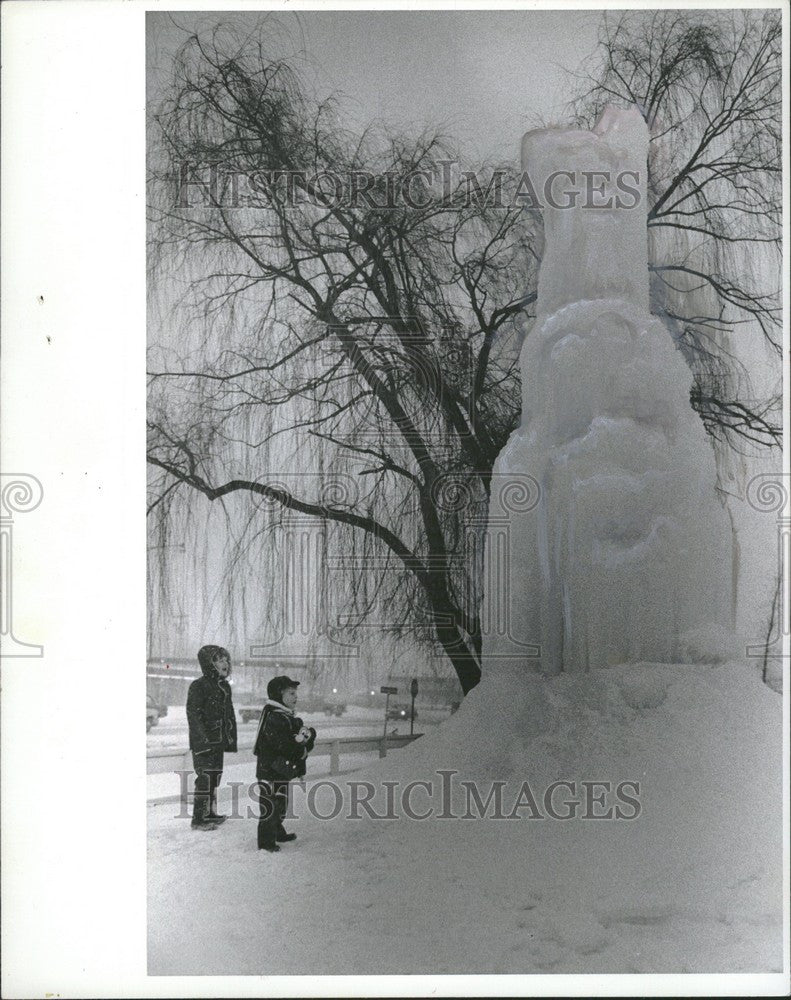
276, 829, 296, 842
192, 788, 219, 829
208, 791, 227, 823
191, 817, 220, 831
259, 843, 281, 853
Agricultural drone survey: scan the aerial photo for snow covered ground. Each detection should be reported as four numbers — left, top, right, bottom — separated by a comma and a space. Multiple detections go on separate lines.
148, 660, 784, 975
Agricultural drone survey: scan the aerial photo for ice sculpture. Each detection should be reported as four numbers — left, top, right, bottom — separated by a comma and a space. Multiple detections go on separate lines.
483, 106, 733, 674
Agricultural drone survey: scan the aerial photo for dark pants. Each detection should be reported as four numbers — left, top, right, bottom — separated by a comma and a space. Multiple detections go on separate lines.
257, 779, 289, 848
192, 748, 224, 824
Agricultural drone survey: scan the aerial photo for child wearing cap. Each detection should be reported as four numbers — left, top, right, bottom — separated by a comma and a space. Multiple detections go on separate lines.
253, 675, 316, 852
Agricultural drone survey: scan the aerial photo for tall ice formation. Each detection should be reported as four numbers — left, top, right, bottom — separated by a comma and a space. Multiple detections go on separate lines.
482, 106, 733, 674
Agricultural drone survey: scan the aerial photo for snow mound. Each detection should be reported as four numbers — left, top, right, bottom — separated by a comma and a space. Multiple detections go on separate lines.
148, 661, 783, 974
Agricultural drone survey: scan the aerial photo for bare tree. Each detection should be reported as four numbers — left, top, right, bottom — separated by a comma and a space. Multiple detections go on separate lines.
147, 22, 537, 693
149, 12, 782, 695
572, 8, 782, 450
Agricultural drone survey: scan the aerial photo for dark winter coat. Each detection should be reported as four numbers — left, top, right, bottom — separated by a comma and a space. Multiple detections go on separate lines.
253, 702, 316, 780
186, 661, 238, 753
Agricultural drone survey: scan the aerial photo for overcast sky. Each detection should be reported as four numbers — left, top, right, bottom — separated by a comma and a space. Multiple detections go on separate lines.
147, 9, 604, 164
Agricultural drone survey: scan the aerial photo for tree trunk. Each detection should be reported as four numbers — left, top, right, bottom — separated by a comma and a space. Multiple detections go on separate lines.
434, 619, 482, 694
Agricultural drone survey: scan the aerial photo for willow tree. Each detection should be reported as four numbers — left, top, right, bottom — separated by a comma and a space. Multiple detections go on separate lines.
147, 23, 537, 693
573, 8, 782, 450
149, 11, 782, 696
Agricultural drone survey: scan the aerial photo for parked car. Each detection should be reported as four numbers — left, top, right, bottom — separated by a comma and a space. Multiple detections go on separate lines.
321, 696, 349, 717
386, 703, 417, 721
146, 694, 160, 733
239, 705, 261, 725
239, 694, 346, 724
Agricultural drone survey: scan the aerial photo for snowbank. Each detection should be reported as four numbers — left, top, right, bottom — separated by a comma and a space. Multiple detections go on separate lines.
148, 660, 783, 975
